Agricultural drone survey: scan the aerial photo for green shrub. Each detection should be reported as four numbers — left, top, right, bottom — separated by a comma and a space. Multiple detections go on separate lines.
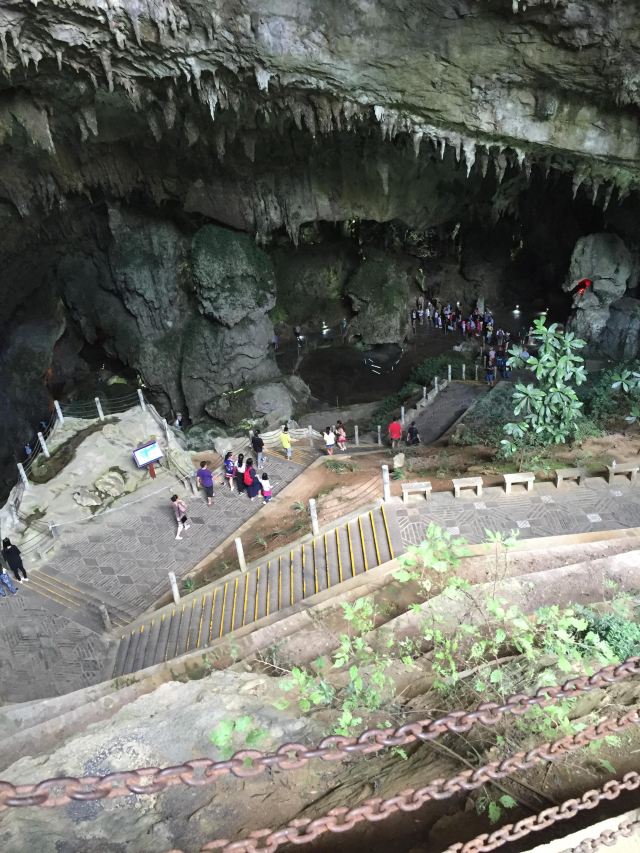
579, 610, 640, 660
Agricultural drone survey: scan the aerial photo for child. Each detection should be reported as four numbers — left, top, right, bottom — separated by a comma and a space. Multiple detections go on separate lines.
336, 423, 347, 452
170, 494, 190, 540
223, 451, 236, 491
324, 426, 335, 456
280, 426, 292, 461
261, 473, 272, 504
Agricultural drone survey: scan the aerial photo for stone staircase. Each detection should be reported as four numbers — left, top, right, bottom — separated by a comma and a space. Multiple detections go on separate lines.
26, 569, 139, 632
112, 503, 402, 676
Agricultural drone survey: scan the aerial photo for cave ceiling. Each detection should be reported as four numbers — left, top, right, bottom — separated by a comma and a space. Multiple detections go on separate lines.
0, 0, 638, 241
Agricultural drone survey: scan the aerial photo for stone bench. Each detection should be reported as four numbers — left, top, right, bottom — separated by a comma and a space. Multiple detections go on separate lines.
607, 463, 639, 484
555, 467, 586, 488
503, 472, 535, 495
452, 476, 483, 498
401, 481, 433, 504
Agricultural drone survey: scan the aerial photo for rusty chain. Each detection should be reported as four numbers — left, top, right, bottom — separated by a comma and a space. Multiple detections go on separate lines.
562, 814, 640, 853
443, 773, 640, 853
199, 710, 640, 852
0, 656, 637, 810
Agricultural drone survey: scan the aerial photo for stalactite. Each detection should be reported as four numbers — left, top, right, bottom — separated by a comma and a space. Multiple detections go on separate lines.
412, 130, 422, 158
100, 49, 114, 92
572, 172, 584, 199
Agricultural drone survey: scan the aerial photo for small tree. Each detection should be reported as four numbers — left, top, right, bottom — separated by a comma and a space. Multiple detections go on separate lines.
611, 368, 640, 423
501, 316, 587, 457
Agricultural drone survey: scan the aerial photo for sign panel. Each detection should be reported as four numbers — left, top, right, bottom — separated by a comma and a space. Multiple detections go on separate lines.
133, 441, 163, 468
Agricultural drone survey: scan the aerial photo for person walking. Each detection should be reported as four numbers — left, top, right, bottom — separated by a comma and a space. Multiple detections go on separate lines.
324, 426, 335, 456
223, 451, 236, 491
280, 426, 292, 461
235, 453, 247, 495
0, 565, 17, 597
196, 460, 215, 506
388, 417, 402, 449
336, 422, 347, 452
171, 494, 191, 540
243, 458, 261, 501
251, 429, 266, 469
1, 539, 27, 583
406, 421, 420, 446
260, 473, 272, 504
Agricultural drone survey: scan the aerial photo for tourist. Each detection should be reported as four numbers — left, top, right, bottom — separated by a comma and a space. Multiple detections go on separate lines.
406, 421, 420, 446
388, 416, 402, 449
24, 443, 32, 458
173, 412, 184, 429
196, 460, 215, 506
324, 426, 335, 455
280, 426, 292, 461
261, 473, 273, 504
235, 453, 247, 494
223, 451, 236, 491
485, 361, 496, 388
251, 429, 266, 469
336, 422, 347, 452
1, 538, 28, 583
416, 293, 425, 313
243, 458, 261, 501
170, 494, 190, 541
410, 308, 417, 332
0, 566, 17, 597
272, 333, 280, 351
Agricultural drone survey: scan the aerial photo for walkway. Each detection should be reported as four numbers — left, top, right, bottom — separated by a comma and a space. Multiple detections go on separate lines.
0, 447, 315, 703
413, 382, 486, 444
395, 476, 640, 546
112, 504, 403, 676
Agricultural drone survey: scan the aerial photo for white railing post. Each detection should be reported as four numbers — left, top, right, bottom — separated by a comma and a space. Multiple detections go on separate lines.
308, 425, 314, 449
48, 521, 59, 539
235, 537, 247, 572
309, 498, 320, 536
434, 376, 439, 394
168, 571, 180, 604
17, 463, 29, 489
422, 386, 427, 402
462, 364, 466, 381
475, 364, 479, 382
54, 400, 64, 425
37, 432, 50, 459
161, 418, 170, 442
95, 397, 105, 421
354, 425, 359, 446
137, 388, 146, 412
377, 425, 382, 446
381, 464, 391, 502
98, 604, 112, 632
400, 406, 405, 426
447, 364, 452, 382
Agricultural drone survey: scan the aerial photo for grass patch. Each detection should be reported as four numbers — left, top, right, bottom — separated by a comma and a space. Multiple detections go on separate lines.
29, 418, 119, 484
325, 459, 359, 474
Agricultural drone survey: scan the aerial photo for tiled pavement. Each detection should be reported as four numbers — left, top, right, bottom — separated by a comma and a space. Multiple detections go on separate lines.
395, 476, 640, 546
4, 461, 640, 704
0, 451, 311, 703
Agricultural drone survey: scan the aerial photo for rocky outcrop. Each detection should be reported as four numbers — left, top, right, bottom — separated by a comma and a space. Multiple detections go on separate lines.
192, 224, 276, 326
347, 252, 410, 344
565, 233, 639, 356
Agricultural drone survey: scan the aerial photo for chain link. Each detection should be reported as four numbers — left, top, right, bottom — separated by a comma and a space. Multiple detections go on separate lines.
443, 774, 640, 853
563, 814, 640, 853
199, 711, 640, 852
0, 657, 637, 810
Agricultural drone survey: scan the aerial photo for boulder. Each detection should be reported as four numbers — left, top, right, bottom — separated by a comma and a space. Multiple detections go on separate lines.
347, 251, 410, 345
393, 452, 405, 470
94, 470, 126, 498
192, 225, 276, 328
565, 233, 636, 349
601, 297, 640, 361
72, 488, 102, 508
181, 315, 279, 420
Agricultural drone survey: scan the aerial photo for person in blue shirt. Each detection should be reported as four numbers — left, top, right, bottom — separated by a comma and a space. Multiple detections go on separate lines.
196, 460, 215, 506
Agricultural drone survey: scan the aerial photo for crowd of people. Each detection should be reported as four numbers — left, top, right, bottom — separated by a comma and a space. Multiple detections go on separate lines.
410, 297, 513, 346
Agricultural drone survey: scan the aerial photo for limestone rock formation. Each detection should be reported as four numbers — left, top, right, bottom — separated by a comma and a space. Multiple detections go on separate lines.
347, 252, 410, 345
192, 224, 276, 327
565, 233, 639, 355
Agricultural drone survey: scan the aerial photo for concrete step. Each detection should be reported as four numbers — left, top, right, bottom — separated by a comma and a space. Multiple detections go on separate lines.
111, 503, 404, 676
